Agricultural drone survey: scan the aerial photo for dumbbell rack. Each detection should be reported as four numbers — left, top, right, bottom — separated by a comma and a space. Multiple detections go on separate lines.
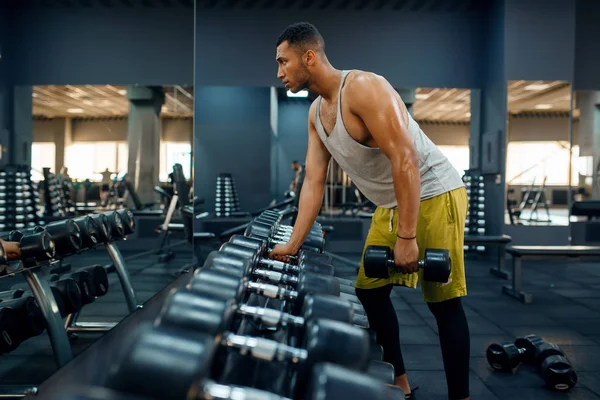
0, 165, 42, 233
463, 171, 486, 254
0, 210, 142, 397
42, 168, 71, 219
215, 173, 241, 217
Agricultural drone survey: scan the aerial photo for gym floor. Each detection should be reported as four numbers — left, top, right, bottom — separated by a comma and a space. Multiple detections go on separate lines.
333, 252, 600, 400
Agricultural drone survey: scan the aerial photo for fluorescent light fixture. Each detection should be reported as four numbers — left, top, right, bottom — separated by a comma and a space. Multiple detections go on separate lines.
118, 89, 127, 96
287, 90, 308, 98
67, 108, 85, 113
465, 112, 472, 117
525, 83, 550, 91
415, 93, 431, 100
161, 106, 169, 112
535, 104, 553, 110
32, 93, 38, 98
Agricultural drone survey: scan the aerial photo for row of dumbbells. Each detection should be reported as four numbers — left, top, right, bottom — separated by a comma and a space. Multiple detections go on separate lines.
215, 174, 241, 216
487, 334, 578, 392
93, 212, 402, 399
0, 263, 109, 355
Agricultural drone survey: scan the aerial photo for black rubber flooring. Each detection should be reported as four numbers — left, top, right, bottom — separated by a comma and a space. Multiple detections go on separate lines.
332, 253, 600, 400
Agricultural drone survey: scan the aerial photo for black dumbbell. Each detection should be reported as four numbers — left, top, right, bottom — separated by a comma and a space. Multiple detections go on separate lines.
363, 245, 451, 282
230, 234, 332, 266
0, 306, 20, 354
155, 290, 370, 391
23, 220, 82, 257
0, 231, 56, 267
116, 209, 136, 235
49, 276, 83, 318
219, 241, 335, 276
245, 220, 325, 252
486, 334, 545, 371
101, 211, 125, 240
536, 343, 578, 392
71, 215, 101, 249
106, 323, 400, 400
203, 251, 339, 296
189, 268, 367, 327
0, 294, 46, 345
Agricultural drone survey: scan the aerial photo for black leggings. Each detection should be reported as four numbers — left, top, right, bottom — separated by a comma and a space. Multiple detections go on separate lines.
355, 285, 471, 400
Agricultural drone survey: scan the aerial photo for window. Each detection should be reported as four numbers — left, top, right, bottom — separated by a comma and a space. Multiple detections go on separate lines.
437, 145, 470, 175
160, 142, 192, 182
64, 142, 127, 181
506, 141, 584, 186
31, 143, 56, 182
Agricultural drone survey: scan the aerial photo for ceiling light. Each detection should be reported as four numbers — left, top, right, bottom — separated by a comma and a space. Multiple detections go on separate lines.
82, 100, 94, 106
287, 90, 308, 98
118, 89, 127, 96
32, 93, 38, 98
67, 108, 85, 114
525, 83, 550, 91
415, 93, 431, 100
161, 106, 169, 112
465, 112, 471, 117
535, 104, 553, 110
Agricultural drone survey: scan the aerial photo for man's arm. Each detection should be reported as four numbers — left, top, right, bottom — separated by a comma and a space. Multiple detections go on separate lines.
346, 73, 420, 240
286, 100, 331, 253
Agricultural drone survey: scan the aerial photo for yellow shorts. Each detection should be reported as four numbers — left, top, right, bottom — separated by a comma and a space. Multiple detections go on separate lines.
354, 187, 468, 303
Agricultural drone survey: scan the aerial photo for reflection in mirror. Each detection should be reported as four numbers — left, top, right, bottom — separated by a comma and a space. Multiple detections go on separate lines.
569, 90, 600, 243
504, 80, 573, 226
31, 84, 194, 302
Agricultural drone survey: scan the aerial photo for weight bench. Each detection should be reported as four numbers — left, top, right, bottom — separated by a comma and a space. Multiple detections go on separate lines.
503, 245, 600, 303
464, 234, 512, 279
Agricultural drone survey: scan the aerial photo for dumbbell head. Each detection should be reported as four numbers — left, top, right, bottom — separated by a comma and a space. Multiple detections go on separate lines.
102, 211, 125, 239
35, 220, 81, 256
540, 354, 578, 392
189, 268, 246, 303
69, 270, 96, 305
89, 214, 111, 243
71, 215, 100, 249
106, 323, 217, 400
117, 209, 136, 235
157, 288, 234, 337
82, 265, 109, 297
514, 334, 544, 364
17, 231, 56, 264
302, 293, 354, 326
486, 343, 523, 372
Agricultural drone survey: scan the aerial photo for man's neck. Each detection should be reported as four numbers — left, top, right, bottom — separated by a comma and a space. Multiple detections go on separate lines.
309, 66, 342, 102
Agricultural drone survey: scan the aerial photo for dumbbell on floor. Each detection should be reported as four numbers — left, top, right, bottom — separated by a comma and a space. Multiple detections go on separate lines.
189, 268, 369, 329
536, 342, 578, 392
364, 245, 451, 282
486, 334, 545, 371
106, 323, 402, 400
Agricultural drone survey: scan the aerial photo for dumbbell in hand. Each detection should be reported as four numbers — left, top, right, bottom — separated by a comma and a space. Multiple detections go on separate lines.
230, 234, 332, 266
363, 245, 451, 283
219, 241, 334, 276
106, 323, 400, 400
486, 334, 545, 371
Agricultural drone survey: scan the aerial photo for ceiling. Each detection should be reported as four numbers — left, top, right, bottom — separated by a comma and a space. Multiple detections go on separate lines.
33, 80, 573, 122
33, 85, 194, 118
413, 80, 573, 123
11, 0, 490, 12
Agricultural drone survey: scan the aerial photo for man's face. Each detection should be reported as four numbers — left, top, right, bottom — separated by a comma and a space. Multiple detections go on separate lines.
276, 41, 311, 93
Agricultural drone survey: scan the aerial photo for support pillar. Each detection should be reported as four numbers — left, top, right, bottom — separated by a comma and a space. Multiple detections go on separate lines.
576, 92, 600, 199
54, 117, 72, 174
126, 85, 164, 205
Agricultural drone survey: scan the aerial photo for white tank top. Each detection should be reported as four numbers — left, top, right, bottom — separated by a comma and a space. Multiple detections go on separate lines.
314, 70, 465, 209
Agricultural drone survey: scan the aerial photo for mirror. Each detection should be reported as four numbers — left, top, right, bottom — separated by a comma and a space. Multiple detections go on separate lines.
504, 80, 573, 226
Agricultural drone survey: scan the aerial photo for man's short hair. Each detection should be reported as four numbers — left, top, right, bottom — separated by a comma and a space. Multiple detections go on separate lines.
276, 22, 325, 55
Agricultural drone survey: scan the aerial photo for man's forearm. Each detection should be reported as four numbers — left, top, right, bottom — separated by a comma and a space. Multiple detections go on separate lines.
392, 156, 420, 238
287, 179, 324, 252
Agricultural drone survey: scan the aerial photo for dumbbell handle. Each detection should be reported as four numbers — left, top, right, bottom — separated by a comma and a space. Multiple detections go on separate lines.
386, 258, 425, 270
247, 281, 298, 301
253, 269, 298, 286
237, 304, 305, 328
194, 380, 291, 400
222, 332, 308, 363
258, 258, 299, 275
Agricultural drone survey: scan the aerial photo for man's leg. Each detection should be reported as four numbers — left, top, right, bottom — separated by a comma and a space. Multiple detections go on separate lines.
355, 208, 416, 397
417, 188, 470, 400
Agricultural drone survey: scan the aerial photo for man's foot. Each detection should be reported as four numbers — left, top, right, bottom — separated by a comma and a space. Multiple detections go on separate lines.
394, 375, 413, 397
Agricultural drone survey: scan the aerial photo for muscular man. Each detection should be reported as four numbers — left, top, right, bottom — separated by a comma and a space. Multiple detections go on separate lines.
269, 22, 471, 400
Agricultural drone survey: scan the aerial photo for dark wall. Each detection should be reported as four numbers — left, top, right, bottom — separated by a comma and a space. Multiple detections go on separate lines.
505, 0, 576, 81
194, 87, 272, 213
10, 4, 193, 85
274, 98, 311, 196
574, 0, 600, 90
195, 10, 484, 89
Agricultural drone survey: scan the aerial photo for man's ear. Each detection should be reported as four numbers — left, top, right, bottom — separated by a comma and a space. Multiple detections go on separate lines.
304, 50, 317, 66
